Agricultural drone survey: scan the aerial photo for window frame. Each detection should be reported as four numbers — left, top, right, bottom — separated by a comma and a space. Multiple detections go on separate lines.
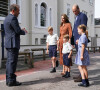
0, 0, 10, 20
0, 0, 22, 23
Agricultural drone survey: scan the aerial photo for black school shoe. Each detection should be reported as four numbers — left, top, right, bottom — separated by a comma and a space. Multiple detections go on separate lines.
64, 72, 70, 78
78, 83, 88, 87
56, 60, 59, 67
7, 81, 22, 87
50, 68, 56, 73
78, 79, 90, 87
62, 71, 68, 77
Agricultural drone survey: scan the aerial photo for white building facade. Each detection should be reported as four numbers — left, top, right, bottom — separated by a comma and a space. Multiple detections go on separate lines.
0, 0, 95, 67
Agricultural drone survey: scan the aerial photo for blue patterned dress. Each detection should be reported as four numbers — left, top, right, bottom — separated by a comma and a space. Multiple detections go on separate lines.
75, 33, 90, 66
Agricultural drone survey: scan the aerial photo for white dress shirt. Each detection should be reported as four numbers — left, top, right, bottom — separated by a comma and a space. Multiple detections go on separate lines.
46, 34, 59, 45
62, 42, 73, 54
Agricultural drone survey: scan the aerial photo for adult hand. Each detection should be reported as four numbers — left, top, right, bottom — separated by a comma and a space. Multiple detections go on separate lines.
22, 28, 28, 33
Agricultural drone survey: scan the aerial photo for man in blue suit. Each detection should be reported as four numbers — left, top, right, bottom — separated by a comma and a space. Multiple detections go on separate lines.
72, 4, 88, 51
72, 4, 88, 82
4, 4, 27, 86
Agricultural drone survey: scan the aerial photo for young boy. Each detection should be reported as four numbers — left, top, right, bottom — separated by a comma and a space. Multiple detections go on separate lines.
62, 34, 73, 78
46, 26, 59, 73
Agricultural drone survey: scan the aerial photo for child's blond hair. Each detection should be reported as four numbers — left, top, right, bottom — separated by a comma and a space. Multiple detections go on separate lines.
63, 34, 69, 40
48, 26, 53, 32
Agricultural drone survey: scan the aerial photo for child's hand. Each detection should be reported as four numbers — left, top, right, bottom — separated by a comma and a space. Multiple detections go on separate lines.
68, 55, 71, 59
72, 45, 75, 48
57, 48, 59, 51
76, 40, 79, 45
80, 55, 84, 60
46, 50, 49, 54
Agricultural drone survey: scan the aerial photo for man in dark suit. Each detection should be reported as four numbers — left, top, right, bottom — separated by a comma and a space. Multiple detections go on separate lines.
72, 4, 88, 82
72, 4, 88, 51
4, 4, 27, 86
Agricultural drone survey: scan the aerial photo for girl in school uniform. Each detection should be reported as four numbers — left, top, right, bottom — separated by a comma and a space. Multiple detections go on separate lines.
75, 24, 90, 87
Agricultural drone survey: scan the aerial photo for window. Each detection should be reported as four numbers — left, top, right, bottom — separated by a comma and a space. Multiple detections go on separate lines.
67, 4, 70, 19
35, 38, 38, 45
40, 3, 47, 27
16, 0, 21, 23
10, 0, 21, 23
95, 18, 100, 25
35, 4, 38, 26
0, 0, 9, 17
40, 38, 46, 45
49, 8, 52, 26
10, 0, 16, 4
82, 10, 87, 16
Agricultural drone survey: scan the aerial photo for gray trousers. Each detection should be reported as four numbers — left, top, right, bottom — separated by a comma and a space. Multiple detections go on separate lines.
6, 48, 19, 83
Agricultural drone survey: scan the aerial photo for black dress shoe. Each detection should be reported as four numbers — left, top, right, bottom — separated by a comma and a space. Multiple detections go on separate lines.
78, 83, 88, 87
14, 81, 22, 86
56, 60, 59, 67
50, 68, 56, 73
7, 81, 22, 87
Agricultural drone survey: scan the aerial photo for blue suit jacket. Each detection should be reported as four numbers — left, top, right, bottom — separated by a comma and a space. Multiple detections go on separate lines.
4, 14, 25, 49
73, 12, 88, 43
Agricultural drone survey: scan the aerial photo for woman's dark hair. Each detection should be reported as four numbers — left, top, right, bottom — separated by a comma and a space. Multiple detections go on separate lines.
10, 4, 19, 11
60, 14, 70, 26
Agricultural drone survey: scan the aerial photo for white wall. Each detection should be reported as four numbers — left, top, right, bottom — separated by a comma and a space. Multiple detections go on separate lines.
57, 0, 95, 46
32, 0, 57, 45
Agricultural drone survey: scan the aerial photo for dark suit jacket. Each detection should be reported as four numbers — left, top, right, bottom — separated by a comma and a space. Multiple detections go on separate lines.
73, 12, 88, 43
4, 14, 25, 49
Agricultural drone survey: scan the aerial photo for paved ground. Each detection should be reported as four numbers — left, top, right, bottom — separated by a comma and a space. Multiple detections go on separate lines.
0, 52, 100, 90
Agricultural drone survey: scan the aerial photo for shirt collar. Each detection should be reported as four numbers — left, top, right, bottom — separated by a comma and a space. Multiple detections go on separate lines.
77, 12, 81, 17
49, 34, 54, 36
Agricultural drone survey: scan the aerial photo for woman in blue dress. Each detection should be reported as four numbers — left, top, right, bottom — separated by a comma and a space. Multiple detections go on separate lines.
75, 24, 90, 87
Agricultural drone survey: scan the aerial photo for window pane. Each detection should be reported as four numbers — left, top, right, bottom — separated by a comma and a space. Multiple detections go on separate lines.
49, 8, 52, 26
67, 4, 70, 19
0, 0, 9, 17
41, 3, 46, 27
40, 38, 46, 45
35, 4, 38, 26
35, 38, 38, 45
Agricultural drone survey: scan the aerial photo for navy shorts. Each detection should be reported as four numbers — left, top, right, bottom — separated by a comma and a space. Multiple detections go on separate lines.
49, 45, 57, 58
63, 53, 71, 66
